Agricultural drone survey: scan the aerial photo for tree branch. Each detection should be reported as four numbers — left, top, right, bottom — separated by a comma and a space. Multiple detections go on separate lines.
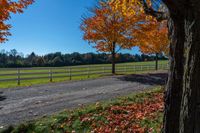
140, 0, 169, 21
116, 46, 122, 53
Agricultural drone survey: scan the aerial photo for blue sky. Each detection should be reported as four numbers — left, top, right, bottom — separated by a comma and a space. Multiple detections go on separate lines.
0, 0, 140, 56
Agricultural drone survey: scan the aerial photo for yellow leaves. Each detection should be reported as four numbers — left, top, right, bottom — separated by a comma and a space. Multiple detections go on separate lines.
81, 0, 149, 53
81, 0, 169, 56
109, 0, 143, 17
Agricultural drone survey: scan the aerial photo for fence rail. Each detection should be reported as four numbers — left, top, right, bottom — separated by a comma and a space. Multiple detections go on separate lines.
0, 64, 168, 85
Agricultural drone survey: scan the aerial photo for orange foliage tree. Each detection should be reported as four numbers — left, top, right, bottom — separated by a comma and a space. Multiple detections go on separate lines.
113, 0, 200, 132
139, 20, 169, 70
0, 0, 34, 43
81, 0, 147, 74
109, 0, 169, 70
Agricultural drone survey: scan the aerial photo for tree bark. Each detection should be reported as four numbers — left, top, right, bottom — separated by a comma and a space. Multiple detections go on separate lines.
111, 42, 116, 74
163, 1, 200, 132
155, 53, 158, 70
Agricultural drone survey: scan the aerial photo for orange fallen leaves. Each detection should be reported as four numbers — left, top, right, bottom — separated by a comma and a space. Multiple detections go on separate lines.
64, 92, 164, 133
94, 93, 163, 133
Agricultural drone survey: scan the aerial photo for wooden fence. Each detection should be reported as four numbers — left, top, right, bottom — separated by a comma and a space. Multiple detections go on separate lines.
0, 64, 168, 85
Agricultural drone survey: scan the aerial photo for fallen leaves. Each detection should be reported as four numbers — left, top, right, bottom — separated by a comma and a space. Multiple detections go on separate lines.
62, 90, 164, 133
91, 93, 163, 132
2, 89, 164, 133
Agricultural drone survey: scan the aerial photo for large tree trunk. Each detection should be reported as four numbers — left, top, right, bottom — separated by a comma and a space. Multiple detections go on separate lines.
111, 42, 116, 74
163, 1, 200, 132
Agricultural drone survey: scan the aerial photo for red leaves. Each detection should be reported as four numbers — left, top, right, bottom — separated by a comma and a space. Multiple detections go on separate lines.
63, 91, 164, 133
92, 93, 164, 133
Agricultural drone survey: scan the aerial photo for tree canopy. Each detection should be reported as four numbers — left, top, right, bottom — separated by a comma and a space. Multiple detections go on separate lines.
139, 21, 169, 55
80, 0, 166, 74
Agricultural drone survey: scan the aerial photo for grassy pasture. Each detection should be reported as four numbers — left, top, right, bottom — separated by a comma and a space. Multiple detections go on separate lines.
0, 60, 168, 88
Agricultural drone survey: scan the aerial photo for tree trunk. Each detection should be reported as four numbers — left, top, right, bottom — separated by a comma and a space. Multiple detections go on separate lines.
163, 1, 200, 132
111, 42, 116, 74
155, 53, 158, 70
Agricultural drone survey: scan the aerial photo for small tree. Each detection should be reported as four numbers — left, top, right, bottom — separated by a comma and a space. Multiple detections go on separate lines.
139, 21, 169, 70
81, 0, 146, 74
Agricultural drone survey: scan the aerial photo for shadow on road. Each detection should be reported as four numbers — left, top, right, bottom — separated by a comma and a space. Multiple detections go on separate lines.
0, 92, 6, 102
118, 73, 168, 86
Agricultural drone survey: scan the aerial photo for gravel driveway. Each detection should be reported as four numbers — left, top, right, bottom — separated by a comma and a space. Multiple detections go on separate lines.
0, 71, 167, 127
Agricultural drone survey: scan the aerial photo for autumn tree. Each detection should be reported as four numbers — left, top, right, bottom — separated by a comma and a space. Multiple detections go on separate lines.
141, 1, 200, 132
139, 21, 169, 70
81, 0, 146, 74
0, 0, 34, 43
109, 0, 169, 70
113, 0, 200, 132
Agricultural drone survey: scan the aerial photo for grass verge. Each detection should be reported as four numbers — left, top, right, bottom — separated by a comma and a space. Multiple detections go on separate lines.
0, 61, 167, 89
1, 87, 164, 133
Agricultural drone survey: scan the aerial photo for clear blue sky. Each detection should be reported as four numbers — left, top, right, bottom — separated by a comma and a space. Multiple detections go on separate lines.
0, 0, 140, 56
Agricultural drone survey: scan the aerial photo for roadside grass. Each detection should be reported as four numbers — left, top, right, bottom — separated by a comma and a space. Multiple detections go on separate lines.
0, 60, 167, 88
0, 74, 102, 89
1, 87, 164, 133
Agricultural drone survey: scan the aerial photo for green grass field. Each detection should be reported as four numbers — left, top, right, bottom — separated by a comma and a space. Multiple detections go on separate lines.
0, 60, 168, 88
1, 87, 163, 133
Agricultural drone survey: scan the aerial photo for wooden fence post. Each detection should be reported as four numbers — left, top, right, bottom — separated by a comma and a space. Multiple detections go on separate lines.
17, 68, 20, 85
103, 66, 105, 74
0, 64, 170, 85
87, 66, 90, 78
49, 69, 52, 82
69, 67, 71, 80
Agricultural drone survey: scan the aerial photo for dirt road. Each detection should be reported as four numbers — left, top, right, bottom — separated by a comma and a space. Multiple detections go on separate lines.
0, 72, 167, 127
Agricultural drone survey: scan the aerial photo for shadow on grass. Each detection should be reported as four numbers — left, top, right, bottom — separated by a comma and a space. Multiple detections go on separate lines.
118, 73, 168, 86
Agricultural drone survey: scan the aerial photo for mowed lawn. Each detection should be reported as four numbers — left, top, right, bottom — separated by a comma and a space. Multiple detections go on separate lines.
0, 60, 168, 88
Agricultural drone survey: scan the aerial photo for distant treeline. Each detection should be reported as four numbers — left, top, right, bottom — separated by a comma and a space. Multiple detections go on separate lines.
0, 49, 168, 68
